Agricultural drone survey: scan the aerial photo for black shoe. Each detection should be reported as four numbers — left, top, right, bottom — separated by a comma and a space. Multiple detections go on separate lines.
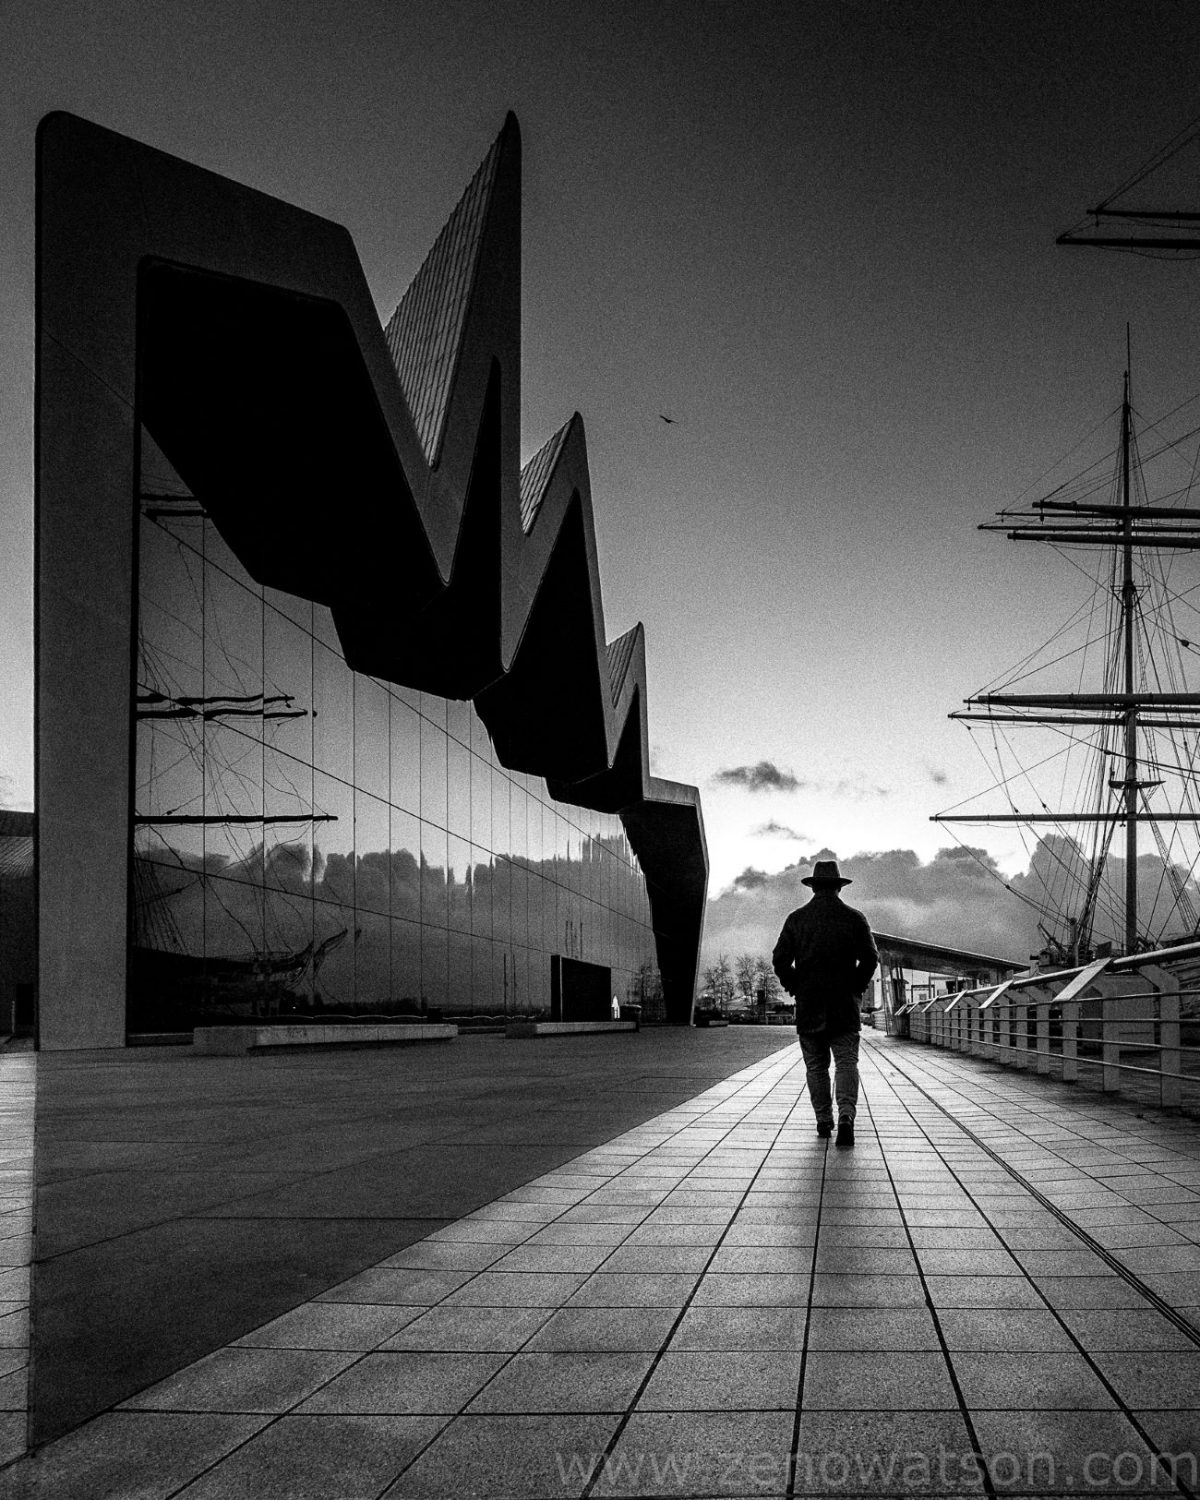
836, 1117, 855, 1148
817, 1121, 833, 1139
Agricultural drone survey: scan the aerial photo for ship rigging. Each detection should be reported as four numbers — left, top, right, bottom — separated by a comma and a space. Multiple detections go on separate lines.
934, 363, 1200, 962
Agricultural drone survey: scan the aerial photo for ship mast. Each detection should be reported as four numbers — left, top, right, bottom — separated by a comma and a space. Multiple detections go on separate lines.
934, 362, 1200, 958
1119, 365, 1139, 952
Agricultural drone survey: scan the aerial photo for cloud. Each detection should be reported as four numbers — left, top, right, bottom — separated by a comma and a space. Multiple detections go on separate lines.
701, 835, 1200, 974
714, 761, 799, 794
754, 820, 807, 841
712, 765, 890, 800
704, 847, 1028, 969
829, 778, 891, 800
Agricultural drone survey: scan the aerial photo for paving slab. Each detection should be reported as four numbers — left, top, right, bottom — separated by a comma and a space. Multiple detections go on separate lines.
23, 1027, 792, 1444
0, 1056, 32, 1474
10, 1030, 1200, 1496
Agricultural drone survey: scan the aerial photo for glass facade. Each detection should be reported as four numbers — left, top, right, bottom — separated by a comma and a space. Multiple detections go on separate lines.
130, 451, 659, 1030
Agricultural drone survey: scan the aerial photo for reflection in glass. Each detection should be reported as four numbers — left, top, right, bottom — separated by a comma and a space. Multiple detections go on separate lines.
421, 926, 448, 1009
314, 902, 355, 1009
510, 861, 528, 950
421, 691, 447, 730
474, 938, 494, 1015
266, 582, 312, 633
470, 706, 490, 760
204, 875, 265, 989
509, 783, 527, 862
204, 801, 263, 893
491, 766, 510, 857
446, 696, 470, 747
205, 554, 263, 714
448, 930, 472, 1009
263, 824, 312, 903
389, 807, 421, 922
355, 910, 390, 1009
421, 717, 447, 830
263, 600, 313, 767
446, 835, 472, 934
354, 792, 390, 916
265, 887, 315, 1010
139, 519, 203, 702
525, 946, 546, 1012
540, 874, 558, 958
354, 674, 390, 800
491, 857, 511, 946
470, 753, 490, 847
471, 848, 492, 938
314, 773, 355, 909
132, 469, 662, 1029
136, 719, 196, 825
390, 697, 421, 815
447, 739, 470, 838
313, 642, 352, 781
511, 946, 527, 1014
391, 917, 421, 1006
421, 821, 448, 930
312, 602, 340, 650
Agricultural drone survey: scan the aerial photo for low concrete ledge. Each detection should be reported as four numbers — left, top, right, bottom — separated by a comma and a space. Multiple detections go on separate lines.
505, 1020, 638, 1039
194, 1022, 458, 1055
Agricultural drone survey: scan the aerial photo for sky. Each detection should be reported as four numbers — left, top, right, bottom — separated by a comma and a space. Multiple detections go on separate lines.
5, 0, 1200, 969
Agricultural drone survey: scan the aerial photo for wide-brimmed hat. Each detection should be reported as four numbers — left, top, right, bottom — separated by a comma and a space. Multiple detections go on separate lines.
802, 859, 852, 888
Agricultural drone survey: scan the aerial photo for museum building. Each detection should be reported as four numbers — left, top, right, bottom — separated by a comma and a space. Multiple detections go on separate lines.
34, 112, 709, 1048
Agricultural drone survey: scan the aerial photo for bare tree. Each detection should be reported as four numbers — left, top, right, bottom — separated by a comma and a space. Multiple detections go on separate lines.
701, 953, 736, 1014
734, 952, 758, 1005
754, 956, 784, 1003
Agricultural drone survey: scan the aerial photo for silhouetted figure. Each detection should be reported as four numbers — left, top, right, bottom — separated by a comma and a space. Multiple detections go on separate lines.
772, 860, 878, 1148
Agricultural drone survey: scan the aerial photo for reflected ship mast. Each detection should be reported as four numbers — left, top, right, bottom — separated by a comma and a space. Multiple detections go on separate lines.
132, 481, 345, 1010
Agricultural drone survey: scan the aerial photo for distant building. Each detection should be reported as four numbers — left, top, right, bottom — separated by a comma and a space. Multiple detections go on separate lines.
868, 931, 1025, 1034
33, 112, 708, 1048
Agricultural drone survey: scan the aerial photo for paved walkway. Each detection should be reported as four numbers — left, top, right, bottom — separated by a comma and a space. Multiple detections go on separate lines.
25, 1027, 790, 1442
0, 1051, 33, 1471
6, 1031, 1200, 1498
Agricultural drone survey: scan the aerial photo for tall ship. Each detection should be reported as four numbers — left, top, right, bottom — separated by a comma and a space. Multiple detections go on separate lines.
935, 360, 1200, 964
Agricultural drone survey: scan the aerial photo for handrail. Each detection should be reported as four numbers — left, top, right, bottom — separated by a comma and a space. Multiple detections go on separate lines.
932, 986, 1198, 1009
902, 947, 1199, 1111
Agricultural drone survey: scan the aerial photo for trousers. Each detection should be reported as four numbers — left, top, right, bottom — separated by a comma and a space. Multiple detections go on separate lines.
798, 1030, 860, 1124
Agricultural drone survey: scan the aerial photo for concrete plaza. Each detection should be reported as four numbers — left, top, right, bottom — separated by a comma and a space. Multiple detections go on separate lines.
4, 1028, 1200, 1497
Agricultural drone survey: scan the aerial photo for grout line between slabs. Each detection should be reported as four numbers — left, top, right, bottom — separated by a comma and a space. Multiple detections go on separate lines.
144, 1048, 807, 1500
859, 1071, 999, 1500
870, 1038, 1199, 1500
870, 1038, 1200, 1348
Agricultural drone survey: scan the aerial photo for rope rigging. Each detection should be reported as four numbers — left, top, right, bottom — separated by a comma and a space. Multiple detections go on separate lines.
936, 376, 1200, 957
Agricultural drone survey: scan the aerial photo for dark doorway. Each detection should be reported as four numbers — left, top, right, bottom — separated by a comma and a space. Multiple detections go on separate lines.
550, 955, 613, 1022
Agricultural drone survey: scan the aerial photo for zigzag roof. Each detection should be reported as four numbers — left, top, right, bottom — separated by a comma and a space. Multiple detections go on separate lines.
607, 627, 640, 708
385, 131, 501, 465
35, 109, 709, 1021
520, 419, 572, 535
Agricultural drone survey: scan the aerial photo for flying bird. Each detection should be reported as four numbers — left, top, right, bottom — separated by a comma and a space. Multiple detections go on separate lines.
658, 413, 676, 424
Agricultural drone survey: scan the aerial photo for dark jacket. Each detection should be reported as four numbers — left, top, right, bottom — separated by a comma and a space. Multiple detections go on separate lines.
772, 890, 879, 1036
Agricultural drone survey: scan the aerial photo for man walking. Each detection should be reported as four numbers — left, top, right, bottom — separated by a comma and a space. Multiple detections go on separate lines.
772, 860, 878, 1147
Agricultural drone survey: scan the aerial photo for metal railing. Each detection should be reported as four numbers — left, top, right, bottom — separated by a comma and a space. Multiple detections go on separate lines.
897, 939, 1200, 1112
